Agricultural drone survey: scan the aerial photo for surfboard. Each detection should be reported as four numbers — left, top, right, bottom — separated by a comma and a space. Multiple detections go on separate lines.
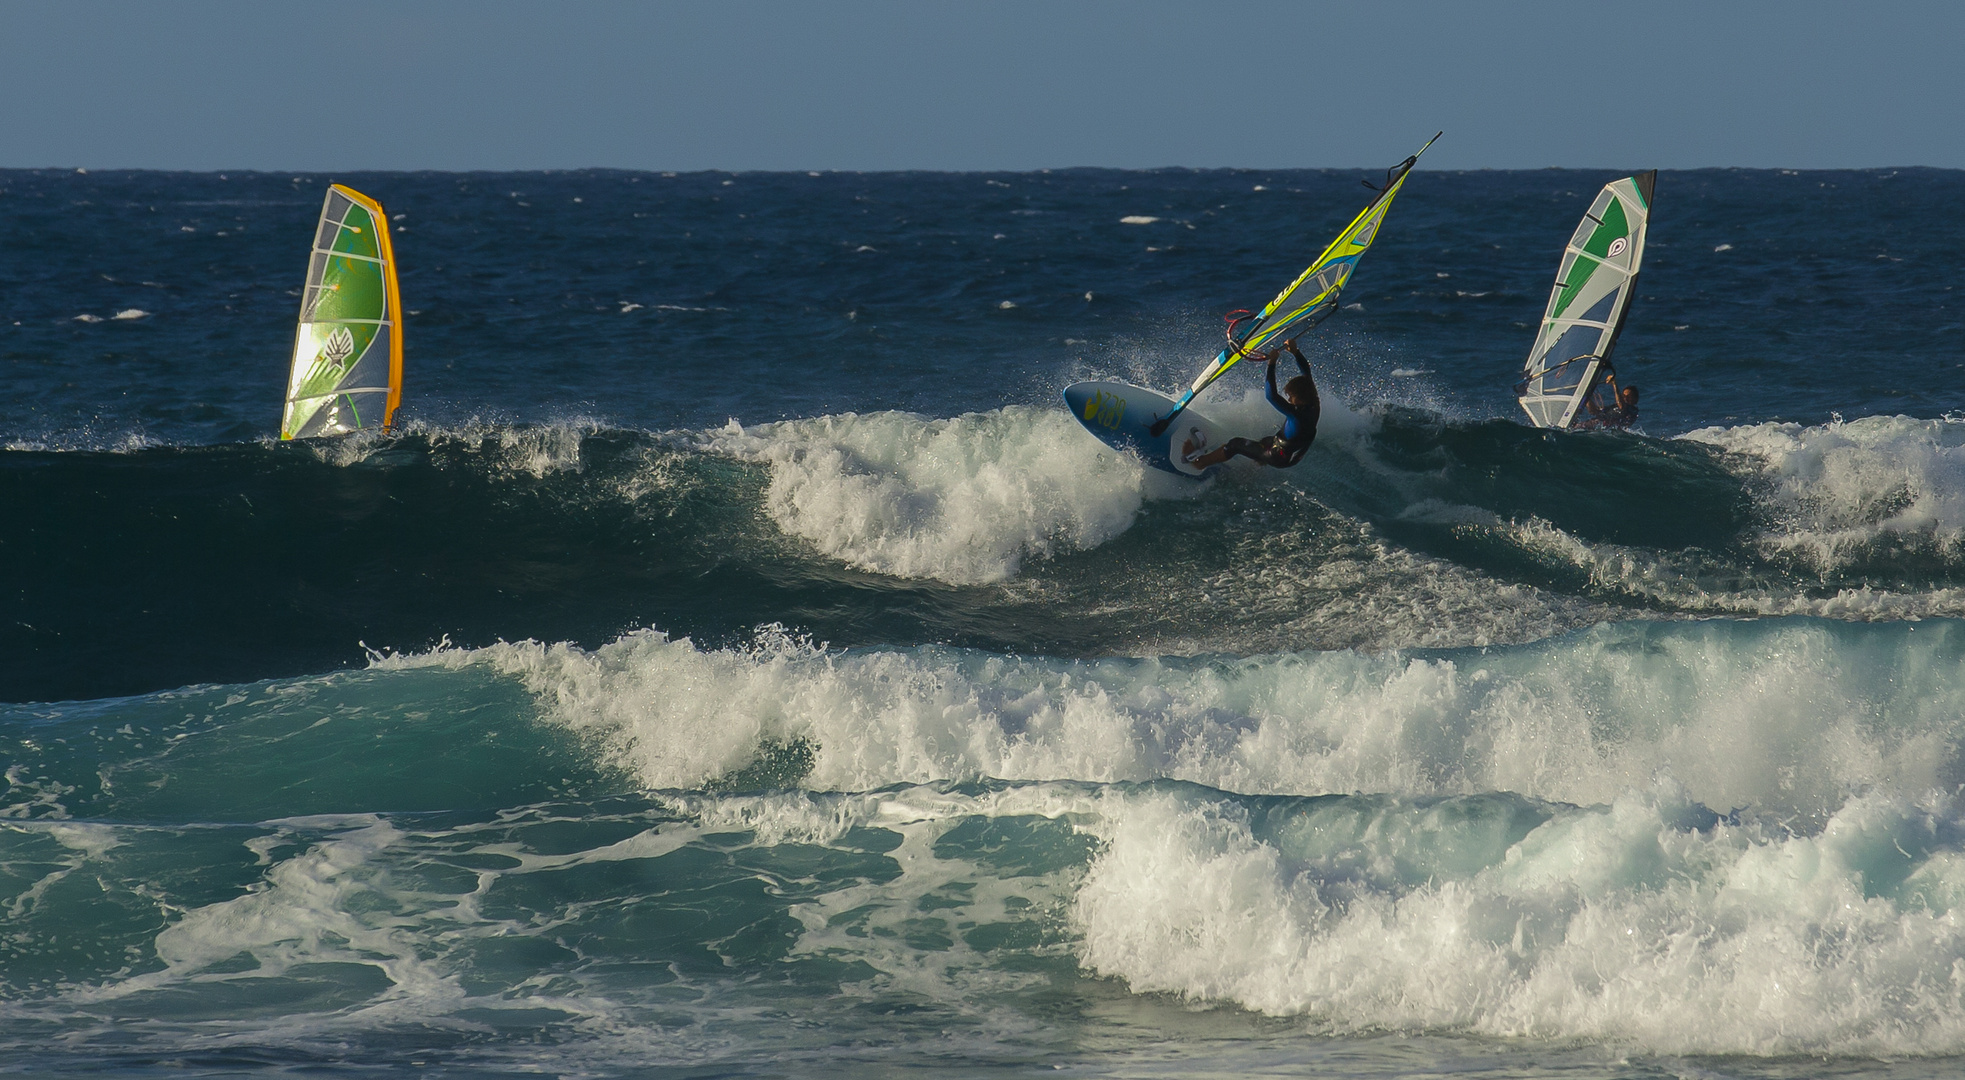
1063, 381, 1224, 478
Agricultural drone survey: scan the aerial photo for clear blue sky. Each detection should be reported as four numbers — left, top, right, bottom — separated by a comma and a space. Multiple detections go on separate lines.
2, 0, 1959, 172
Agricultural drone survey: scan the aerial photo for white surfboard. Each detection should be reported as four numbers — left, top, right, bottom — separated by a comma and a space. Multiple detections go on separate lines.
1062, 381, 1225, 478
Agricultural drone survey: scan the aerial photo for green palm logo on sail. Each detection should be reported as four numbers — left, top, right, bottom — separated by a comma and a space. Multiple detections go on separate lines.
320, 326, 355, 369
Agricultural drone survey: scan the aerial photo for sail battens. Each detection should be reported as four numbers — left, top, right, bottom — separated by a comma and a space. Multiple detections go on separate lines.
308, 251, 387, 266
288, 387, 391, 402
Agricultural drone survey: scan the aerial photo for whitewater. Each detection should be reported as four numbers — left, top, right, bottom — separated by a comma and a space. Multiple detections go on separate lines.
4, 165, 1965, 1078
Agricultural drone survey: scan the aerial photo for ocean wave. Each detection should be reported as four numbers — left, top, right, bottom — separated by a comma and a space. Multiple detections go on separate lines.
20, 410, 1965, 705
15, 609, 1965, 1059
15, 778, 1965, 1058
373, 617, 1965, 822
1438, 509, 1965, 619
1685, 413, 1965, 575
1078, 782, 1965, 1053
695, 406, 1193, 585
306, 416, 604, 478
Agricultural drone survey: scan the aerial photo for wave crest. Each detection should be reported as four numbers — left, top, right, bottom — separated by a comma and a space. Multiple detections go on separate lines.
1078, 783, 1965, 1054
1687, 414, 1965, 573
379, 617, 1965, 823
700, 407, 1180, 584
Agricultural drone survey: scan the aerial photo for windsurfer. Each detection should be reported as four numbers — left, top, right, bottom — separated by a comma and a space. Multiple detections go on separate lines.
1183, 340, 1320, 469
1578, 383, 1641, 429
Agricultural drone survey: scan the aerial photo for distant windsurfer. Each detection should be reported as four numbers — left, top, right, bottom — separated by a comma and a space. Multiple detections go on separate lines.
1183, 340, 1320, 469
1577, 381, 1641, 430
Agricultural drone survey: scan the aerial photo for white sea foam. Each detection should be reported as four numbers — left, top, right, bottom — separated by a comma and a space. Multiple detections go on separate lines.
1493, 512, 1965, 619
60, 815, 463, 1013
1167, 511, 1602, 654
0, 821, 121, 920
699, 407, 1191, 584
2, 428, 159, 454
380, 617, 1965, 823
1076, 783, 1965, 1054
1684, 414, 1965, 572
27, 773, 1965, 1059
1347, 412, 1965, 619
309, 417, 599, 477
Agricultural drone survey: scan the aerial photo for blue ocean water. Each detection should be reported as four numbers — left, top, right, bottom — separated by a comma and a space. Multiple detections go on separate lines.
5, 165, 1965, 1078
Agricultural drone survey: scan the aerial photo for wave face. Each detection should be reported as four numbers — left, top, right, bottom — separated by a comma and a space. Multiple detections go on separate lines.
8, 167, 1965, 1077
16, 409, 1965, 702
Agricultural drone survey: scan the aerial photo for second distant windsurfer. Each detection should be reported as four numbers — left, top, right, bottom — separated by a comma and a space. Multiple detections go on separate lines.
1183, 340, 1320, 469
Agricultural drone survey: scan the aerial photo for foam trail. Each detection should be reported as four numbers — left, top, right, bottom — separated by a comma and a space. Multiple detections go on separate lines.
1495, 513, 1965, 619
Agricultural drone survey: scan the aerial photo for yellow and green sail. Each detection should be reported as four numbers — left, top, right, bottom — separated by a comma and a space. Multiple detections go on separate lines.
1152, 132, 1439, 434
281, 185, 402, 440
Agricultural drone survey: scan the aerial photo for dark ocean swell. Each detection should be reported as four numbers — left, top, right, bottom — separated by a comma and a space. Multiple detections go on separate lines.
12, 408, 1965, 702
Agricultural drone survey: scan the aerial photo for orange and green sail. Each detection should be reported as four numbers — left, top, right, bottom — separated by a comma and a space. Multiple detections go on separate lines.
280, 185, 402, 439
1151, 132, 1439, 435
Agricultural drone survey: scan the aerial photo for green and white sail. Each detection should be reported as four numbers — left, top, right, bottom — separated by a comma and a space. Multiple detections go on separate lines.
1150, 132, 1440, 436
1517, 172, 1654, 429
281, 184, 403, 440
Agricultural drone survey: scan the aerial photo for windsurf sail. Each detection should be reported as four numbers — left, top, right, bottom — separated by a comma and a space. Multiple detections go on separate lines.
280, 184, 403, 440
1150, 132, 1440, 436
1516, 171, 1655, 429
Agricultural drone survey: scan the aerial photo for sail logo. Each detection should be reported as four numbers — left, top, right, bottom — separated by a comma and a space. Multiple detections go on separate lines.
1084, 390, 1125, 429
1608, 237, 1629, 258
319, 327, 356, 369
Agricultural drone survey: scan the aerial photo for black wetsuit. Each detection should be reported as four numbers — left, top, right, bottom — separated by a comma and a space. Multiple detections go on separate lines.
1218, 348, 1320, 467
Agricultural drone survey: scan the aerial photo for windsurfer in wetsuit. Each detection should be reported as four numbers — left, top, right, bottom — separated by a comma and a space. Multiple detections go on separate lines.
1183, 339, 1320, 469
1579, 383, 1641, 429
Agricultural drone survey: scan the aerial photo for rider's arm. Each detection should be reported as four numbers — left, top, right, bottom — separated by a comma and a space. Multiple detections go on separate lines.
1263, 353, 1286, 412
1289, 346, 1320, 413
1286, 342, 1312, 379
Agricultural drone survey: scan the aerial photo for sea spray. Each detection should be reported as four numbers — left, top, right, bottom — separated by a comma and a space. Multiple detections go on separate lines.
699, 407, 1186, 584
1686, 414, 1965, 572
